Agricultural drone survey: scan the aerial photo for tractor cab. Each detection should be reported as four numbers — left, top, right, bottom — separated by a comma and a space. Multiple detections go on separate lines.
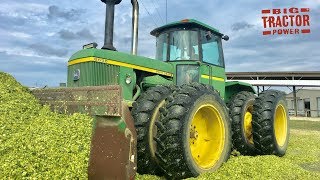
151, 19, 228, 63
151, 19, 229, 93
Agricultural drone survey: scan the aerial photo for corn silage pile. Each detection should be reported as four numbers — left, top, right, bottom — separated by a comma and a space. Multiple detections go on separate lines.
0, 72, 93, 179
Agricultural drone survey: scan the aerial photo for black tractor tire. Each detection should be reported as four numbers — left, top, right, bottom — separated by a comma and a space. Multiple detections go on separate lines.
131, 85, 176, 175
154, 83, 232, 179
252, 90, 290, 156
228, 91, 256, 155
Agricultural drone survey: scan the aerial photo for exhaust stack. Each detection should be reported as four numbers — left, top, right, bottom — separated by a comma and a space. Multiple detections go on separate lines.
101, 0, 139, 55
131, 0, 139, 55
101, 0, 121, 51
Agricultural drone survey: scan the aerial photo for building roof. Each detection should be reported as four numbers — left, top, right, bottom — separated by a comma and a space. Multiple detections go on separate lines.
227, 71, 320, 87
227, 71, 320, 79
228, 80, 320, 87
150, 19, 222, 36
286, 88, 320, 96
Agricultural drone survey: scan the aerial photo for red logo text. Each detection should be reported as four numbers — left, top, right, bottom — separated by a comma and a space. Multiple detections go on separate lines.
262, 8, 311, 35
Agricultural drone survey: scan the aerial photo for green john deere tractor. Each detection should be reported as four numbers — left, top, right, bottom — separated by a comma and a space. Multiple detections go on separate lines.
33, 0, 290, 179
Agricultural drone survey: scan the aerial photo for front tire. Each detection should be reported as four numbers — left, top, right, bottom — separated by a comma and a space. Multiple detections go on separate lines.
155, 83, 231, 179
229, 91, 256, 155
252, 90, 290, 156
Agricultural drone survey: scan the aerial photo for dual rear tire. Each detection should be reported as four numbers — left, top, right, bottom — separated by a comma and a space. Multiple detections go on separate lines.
229, 91, 256, 155
154, 84, 231, 179
252, 90, 290, 156
133, 84, 231, 178
229, 90, 289, 156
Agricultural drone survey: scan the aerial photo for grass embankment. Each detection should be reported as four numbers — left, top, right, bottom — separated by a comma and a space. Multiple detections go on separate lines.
137, 120, 320, 180
0, 72, 93, 179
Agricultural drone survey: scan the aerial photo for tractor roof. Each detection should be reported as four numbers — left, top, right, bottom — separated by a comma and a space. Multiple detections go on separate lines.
150, 19, 223, 36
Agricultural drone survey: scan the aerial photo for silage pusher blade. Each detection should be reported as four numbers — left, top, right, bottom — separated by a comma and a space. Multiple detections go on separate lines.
32, 85, 137, 179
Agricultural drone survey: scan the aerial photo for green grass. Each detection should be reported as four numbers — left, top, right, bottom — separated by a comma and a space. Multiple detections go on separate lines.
290, 120, 320, 131
137, 121, 320, 180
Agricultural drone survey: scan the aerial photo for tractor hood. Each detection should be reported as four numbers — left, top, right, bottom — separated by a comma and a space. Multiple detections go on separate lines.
69, 48, 174, 78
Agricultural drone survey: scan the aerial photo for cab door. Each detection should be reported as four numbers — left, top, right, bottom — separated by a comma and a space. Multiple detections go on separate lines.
199, 31, 226, 98
199, 64, 225, 98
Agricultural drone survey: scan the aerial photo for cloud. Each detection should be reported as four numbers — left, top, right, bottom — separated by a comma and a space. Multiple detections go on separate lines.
29, 44, 68, 57
231, 22, 254, 31
9, 32, 32, 39
47, 5, 85, 21
76, 28, 95, 40
58, 28, 95, 40
0, 14, 27, 29
0, 52, 67, 87
58, 29, 77, 40
1, 0, 319, 87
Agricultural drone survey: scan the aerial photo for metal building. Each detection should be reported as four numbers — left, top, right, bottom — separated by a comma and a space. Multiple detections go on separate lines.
226, 71, 320, 117
286, 89, 320, 117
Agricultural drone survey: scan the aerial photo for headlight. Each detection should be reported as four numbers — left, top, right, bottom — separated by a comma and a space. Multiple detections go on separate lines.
125, 76, 132, 84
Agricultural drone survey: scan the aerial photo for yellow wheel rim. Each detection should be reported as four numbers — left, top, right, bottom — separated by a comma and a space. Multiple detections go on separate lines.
274, 104, 288, 147
243, 105, 253, 144
189, 104, 225, 169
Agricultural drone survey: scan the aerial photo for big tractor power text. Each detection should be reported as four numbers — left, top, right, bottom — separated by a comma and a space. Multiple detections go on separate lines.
262, 7, 310, 35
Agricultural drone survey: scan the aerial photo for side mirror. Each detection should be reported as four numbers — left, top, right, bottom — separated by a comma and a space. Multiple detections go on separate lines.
222, 35, 229, 41
205, 31, 213, 40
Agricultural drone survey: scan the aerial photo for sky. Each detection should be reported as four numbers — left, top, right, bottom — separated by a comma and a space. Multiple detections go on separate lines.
0, 0, 319, 87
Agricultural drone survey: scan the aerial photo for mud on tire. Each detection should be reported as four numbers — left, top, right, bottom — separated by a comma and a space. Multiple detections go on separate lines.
131, 85, 175, 175
252, 90, 290, 156
154, 83, 232, 179
228, 91, 256, 155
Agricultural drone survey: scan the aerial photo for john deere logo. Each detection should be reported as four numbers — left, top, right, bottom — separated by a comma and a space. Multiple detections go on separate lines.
73, 69, 80, 81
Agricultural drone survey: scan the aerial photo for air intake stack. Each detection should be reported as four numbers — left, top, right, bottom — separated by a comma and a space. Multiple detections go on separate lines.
101, 0, 139, 55
101, 0, 122, 51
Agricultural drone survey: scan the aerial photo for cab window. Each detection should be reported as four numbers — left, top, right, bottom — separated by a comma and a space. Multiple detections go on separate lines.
169, 30, 200, 61
155, 33, 168, 61
201, 31, 223, 66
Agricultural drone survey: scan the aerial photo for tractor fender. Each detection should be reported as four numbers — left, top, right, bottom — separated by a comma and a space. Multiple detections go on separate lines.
224, 81, 256, 104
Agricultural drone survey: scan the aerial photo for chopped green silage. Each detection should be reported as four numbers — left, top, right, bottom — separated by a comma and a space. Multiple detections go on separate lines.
136, 174, 163, 180
0, 72, 93, 179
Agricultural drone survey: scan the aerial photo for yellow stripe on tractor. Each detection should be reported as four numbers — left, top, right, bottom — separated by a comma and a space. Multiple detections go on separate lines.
201, 74, 225, 82
68, 57, 173, 77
